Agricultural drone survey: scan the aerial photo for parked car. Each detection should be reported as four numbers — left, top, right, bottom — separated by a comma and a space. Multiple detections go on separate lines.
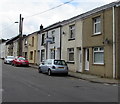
38, 59, 68, 76
12, 56, 29, 67
4, 56, 15, 64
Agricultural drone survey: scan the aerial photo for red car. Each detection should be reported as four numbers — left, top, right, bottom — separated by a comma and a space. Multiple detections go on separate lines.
12, 57, 29, 67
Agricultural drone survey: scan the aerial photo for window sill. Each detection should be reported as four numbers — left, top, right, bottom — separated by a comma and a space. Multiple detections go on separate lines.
93, 63, 105, 66
92, 32, 102, 36
66, 61, 75, 64
68, 38, 75, 41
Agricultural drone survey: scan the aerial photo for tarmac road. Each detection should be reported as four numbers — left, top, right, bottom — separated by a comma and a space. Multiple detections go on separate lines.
2, 60, 118, 102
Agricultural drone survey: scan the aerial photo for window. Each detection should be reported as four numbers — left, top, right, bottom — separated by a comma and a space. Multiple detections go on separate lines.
69, 25, 75, 39
93, 16, 101, 35
32, 37, 34, 46
51, 30, 55, 43
41, 50, 45, 62
24, 39, 27, 45
68, 48, 74, 61
30, 51, 33, 60
52, 36, 55, 43
50, 49, 55, 59
47, 59, 52, 65
41, 34, 45, 45
93, 47, 104, 64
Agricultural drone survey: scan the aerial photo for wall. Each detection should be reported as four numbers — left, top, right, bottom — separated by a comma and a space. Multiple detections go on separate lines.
82, 8, 113, 78
61, 20, 83, 72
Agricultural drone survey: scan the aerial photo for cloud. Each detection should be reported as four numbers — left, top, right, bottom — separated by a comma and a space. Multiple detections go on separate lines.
0, 0, 116, 39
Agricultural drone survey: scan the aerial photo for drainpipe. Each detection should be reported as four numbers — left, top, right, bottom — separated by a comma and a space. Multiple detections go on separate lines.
112, 6, 116, 79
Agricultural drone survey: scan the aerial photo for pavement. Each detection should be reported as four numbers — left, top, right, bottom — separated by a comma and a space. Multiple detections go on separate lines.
30, 64, 119, 84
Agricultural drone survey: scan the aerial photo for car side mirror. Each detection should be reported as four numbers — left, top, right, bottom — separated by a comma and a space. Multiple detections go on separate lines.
41, 62, 44, 65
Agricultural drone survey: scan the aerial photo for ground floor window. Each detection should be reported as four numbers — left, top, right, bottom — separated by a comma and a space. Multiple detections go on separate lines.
50, 49, 55, 59
41, 50, 45, 62
68, 48, 74, 62
93, 47, 104, 64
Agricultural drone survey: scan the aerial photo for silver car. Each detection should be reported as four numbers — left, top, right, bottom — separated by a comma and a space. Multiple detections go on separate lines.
4, 56, 15, 64
38, 59, 68, 76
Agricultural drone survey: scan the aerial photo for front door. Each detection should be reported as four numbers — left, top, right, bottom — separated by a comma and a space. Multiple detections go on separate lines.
78, 49, 82, 72
85, 48, 89, 71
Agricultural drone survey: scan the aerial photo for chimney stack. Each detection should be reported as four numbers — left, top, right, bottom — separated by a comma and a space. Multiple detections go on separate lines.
40, 24, 43, 30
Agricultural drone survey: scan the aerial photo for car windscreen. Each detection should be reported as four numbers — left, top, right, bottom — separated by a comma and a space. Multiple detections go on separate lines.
18, 57, 26, 60
54, 60, 67, 65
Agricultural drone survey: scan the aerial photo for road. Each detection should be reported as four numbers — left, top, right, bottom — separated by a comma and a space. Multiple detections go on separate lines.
2, 60, 118, 102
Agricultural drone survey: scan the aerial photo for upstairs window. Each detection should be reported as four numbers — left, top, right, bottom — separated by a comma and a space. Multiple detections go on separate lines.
32, 37, 34, 47
93, 16, 101, 35
41, 34, 45, 45
69, 25, 75, 39
24, 39, 27, 45
51, 30, 55, 43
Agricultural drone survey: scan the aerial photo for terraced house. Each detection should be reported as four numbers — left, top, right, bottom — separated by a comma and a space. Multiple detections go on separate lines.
81, 1, 120, 78
27, 31, 39, 65
61, 16, 83, 73
38, 22, 62, 65
61, 0, 120, 79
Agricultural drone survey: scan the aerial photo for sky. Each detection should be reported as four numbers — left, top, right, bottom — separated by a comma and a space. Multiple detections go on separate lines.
0, 0, 117, 39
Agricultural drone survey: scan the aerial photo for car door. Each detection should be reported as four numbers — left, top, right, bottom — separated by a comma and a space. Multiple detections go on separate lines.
41, 60, 48, 73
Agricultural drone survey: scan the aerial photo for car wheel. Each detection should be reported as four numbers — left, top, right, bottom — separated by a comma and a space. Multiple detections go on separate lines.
11, 62, 14, 66
48, 70, 52, 76
14, 63, 17, 67
38, 67, 42, 73
65, 72, 68, 76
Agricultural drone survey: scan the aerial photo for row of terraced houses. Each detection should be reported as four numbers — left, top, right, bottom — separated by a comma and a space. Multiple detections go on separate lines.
0, 1, 120, 79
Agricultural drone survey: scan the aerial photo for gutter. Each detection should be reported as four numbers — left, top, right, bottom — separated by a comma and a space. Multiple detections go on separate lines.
112, 6, 116, 79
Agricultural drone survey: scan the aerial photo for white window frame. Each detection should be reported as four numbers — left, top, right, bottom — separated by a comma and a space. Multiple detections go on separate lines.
93, 17, 101, 35
50, 49, 55, 59
41, 50, 45, 62
93, 47, 104, 65
69, 25, 75, 39
68, 48, 74, 62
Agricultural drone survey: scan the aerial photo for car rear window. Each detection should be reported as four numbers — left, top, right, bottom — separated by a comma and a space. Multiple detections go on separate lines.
7, 56, 14, 59
54, 60, 67, 65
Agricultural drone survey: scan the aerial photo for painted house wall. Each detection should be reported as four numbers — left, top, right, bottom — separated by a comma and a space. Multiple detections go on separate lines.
47, 27, 61, 59
13, 40, 19, 57
61, 20, 83, 72
39, 32, 47, 64
27, 32, 38, 64
82, 8, 114, 78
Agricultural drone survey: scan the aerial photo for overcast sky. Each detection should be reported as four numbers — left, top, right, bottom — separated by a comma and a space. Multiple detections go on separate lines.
0, 0, 116, 39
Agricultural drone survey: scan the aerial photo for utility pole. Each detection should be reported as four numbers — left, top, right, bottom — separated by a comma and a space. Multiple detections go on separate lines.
18, 14, 24, 56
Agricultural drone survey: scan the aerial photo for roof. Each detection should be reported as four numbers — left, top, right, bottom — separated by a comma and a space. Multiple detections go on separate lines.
61, 0, 120, 25
39, 22, 61, 34
0, 39, 7, 44
6, 35, 20, 45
